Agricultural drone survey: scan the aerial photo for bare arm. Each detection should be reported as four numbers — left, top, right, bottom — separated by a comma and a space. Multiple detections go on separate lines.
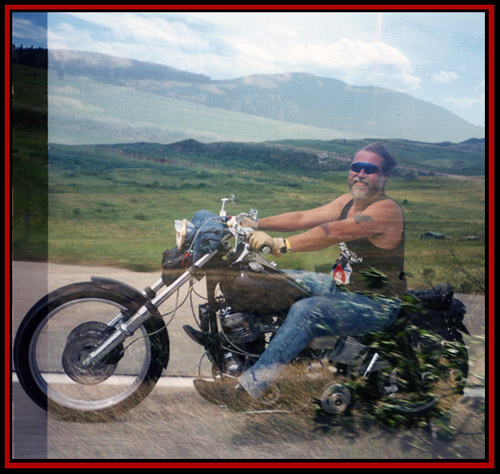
287, 199, 404, 252
258, 194, 352, 232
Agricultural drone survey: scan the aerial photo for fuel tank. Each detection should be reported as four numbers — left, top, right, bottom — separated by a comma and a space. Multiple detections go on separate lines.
219, 259, 311, 316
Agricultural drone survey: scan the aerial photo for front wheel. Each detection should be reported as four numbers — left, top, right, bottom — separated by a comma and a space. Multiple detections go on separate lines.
14, 282, 169, 421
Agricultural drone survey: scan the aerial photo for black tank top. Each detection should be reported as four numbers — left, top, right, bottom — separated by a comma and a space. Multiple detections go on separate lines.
332, 197, 406, 297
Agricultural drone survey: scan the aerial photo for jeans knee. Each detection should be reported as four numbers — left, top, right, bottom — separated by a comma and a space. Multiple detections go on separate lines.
288, 297, 325, 325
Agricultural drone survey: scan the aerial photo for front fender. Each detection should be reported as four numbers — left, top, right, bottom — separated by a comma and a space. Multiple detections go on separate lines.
91, 276, 144, 301
90, 276, 164, 318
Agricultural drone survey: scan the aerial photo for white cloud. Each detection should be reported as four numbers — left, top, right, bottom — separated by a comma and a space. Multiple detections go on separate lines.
13, 18, 47, 44
48, 21, 100, 51
432, 70, 459, 83
112, 14, 208, 50
49, 13, 417, 80
291, 38, 411, 70
445, 93, 484, 108
286, 38, 422, 89
232, 39, 277, 63
49, 13, 208, 52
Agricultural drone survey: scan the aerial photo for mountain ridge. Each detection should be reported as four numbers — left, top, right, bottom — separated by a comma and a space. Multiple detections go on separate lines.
47, 48, 484, 144
57, 136, 485, 177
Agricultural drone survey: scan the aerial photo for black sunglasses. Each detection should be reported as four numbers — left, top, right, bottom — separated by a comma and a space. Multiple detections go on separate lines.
350, 162, 382, 175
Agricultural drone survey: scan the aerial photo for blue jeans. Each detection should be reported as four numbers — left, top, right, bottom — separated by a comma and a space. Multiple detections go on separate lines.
238, 270, 401, 398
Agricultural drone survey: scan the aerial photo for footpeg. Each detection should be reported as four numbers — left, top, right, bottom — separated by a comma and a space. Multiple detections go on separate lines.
183, 325, 207, 346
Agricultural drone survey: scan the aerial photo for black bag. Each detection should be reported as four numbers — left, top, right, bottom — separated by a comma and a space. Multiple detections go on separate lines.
161, 247, 187, 285
407, 283, 469, 339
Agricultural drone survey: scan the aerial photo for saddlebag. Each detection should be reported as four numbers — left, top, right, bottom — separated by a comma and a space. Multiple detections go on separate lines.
407, 283, 469, 338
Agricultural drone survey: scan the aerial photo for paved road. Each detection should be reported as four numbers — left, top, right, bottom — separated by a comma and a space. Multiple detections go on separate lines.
9, 261, 487, 463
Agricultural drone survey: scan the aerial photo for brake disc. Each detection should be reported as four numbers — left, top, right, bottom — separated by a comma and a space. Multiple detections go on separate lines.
62, 322, 123, 385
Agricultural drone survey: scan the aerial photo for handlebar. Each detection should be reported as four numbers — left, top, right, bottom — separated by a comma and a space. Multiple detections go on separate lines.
175, 196, 272, 258
227, 215, 273, 257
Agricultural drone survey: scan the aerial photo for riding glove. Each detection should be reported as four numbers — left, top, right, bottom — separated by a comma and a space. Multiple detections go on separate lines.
248, 231, 290, 258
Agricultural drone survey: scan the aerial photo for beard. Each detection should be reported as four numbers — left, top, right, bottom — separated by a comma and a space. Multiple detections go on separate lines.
349, 177, 384, 200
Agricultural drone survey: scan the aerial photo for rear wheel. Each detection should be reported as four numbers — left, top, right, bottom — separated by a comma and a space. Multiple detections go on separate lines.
14, 282, 169, 421
372, 328, 469, 421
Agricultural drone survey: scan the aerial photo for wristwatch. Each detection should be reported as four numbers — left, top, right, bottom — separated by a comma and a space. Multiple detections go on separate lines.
280, 238, 292, 254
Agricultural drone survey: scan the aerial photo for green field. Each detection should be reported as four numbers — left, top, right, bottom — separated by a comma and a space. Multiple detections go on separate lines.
37, 143, 485, 293
11, 64, 486, 293
11, 64, 48, 261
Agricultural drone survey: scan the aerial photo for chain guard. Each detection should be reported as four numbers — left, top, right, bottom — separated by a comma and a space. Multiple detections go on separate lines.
62, 322, 124, 385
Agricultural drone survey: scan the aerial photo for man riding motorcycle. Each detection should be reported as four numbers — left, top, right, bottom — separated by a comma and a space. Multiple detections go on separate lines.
194, 142, 407, 410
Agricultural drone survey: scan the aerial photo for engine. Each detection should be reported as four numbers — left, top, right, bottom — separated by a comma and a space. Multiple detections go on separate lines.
217, 308, 272, 377
220, 309, 262, 344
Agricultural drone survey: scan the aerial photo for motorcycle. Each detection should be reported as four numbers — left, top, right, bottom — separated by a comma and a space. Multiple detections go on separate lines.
13, 195, 469, 422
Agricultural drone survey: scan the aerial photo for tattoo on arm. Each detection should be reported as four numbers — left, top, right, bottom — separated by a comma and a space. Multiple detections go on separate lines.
316, 214, 374, 243
319, 223, 332, 237
354, 214, 374, 224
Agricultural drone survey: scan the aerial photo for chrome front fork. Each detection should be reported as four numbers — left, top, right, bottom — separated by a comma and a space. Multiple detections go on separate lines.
81, 251, 217, 367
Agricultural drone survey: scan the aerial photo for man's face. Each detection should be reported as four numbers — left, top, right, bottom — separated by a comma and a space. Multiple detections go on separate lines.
348, 150, 389, 200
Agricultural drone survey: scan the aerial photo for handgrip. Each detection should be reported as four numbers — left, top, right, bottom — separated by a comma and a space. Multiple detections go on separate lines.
261, 246, 271, 255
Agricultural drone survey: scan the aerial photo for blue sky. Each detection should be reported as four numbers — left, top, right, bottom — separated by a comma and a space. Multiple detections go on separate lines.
12, 9, 487, 127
